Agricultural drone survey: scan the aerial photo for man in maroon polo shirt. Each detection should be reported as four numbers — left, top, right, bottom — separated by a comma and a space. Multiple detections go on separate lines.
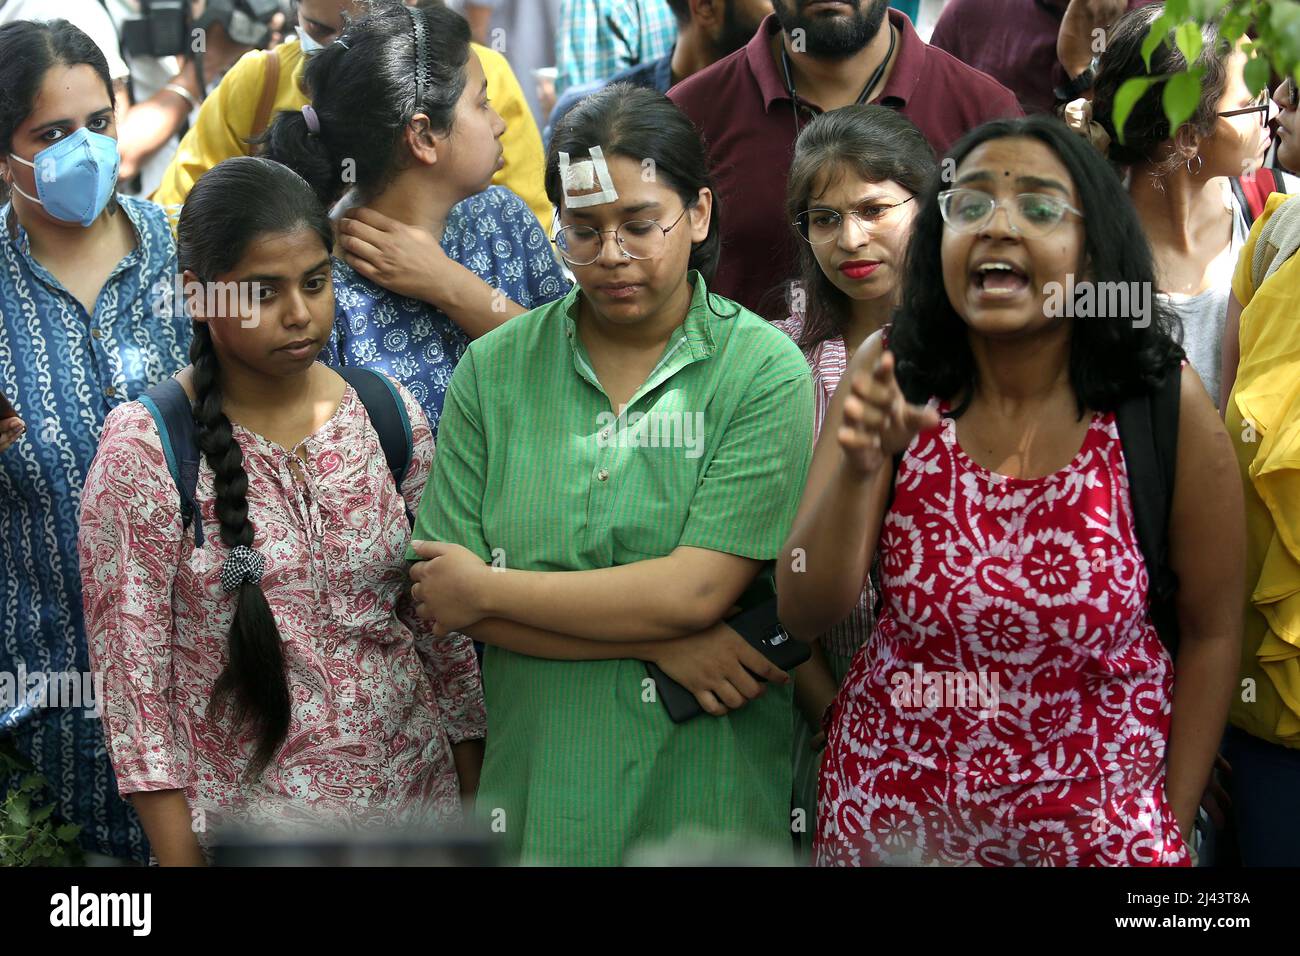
930, 0, 1154, 116
668, 1, 1022, 315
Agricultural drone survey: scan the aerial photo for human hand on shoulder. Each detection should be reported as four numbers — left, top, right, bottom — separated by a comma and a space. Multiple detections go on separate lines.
338, 206, 452, 303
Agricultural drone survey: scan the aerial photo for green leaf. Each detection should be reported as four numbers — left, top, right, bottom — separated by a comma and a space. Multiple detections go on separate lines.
1244, 55, 1272, 96
54, 823, 81, 842
31, 803, 53, 824
1163, 69, 1204, 132
1142, 13, 1175, 72
1219, 6, 1252, 45
9, 795, 30, 827
1113, 77, 1157, 145
1165, 0, 1191, 22
1272, 2, 1300, 64
1175, 21, 1204, 65
1189, 0, 1232, 18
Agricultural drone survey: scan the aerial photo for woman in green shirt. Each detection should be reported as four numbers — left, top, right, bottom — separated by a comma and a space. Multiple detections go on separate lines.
406, 84, 814, 865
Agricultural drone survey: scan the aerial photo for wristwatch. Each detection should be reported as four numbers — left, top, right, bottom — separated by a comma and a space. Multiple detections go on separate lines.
1055, 55, 1099, 102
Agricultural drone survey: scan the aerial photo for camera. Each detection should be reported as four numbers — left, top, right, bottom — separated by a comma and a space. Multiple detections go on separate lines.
120, 0, 289, 58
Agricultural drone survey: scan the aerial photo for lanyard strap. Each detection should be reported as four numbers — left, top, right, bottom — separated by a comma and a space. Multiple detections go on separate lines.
781, 22, 897, 134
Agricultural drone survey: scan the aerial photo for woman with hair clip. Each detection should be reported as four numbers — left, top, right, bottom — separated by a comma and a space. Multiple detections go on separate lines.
779, 115, 1244, 866
78, 156, 485, 865
776, 104, 936, 851
0, 18, 190, 863
262, 2, 568, 436
405, 84, 815, 866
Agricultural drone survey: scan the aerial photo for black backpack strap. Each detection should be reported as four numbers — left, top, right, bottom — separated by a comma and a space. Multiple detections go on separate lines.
1231, 176, 1254, 229
338, 366, 414, 517
137, 377, 204, 548
1116, 366, 1182, 656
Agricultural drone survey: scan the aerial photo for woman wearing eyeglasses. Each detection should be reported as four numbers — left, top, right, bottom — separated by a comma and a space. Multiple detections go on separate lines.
779, 114, 1245, 866
1090, 5, 1296, 411
403, 83, 815, 866
775, 104, 936, 853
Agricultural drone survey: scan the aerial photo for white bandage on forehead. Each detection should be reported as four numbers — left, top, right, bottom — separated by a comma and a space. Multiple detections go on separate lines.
558, 145, 619, 207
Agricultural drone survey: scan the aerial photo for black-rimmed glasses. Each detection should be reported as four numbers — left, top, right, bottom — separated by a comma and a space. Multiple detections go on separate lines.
1219, 89, 1273, 128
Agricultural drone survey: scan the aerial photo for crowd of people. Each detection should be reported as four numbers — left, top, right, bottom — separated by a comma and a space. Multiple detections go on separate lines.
0, 0, 1297, 868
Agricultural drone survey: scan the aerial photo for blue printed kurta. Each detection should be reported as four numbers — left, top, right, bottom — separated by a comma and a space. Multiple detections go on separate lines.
325, 186, 570, 436
0, 195, 190, 861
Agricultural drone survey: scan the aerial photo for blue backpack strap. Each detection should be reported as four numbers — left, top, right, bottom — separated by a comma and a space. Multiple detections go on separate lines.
137, 377, 205, 547
338, 366, 414, 517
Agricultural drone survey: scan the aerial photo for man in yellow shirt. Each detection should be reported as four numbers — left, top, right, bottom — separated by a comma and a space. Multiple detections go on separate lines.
151, 0, 551, 230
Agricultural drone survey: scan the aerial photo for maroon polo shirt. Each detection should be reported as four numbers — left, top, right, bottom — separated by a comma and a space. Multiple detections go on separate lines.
668, 10, 1022, 316
930, 0, 1155, 116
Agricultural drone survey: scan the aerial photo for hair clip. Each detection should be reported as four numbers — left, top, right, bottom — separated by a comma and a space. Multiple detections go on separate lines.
301, 104, 321, 135
405, 4, 429, 106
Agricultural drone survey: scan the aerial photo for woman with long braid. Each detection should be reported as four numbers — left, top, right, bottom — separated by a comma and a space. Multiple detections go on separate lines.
78, 156, 485, 865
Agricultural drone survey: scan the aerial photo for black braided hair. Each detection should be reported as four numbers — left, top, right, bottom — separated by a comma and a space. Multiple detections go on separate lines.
189, 321, 288, 776
176, 156, 333, 776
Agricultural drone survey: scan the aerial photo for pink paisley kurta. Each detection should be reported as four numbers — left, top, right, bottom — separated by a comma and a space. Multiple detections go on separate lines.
79, 379, 485, 847
815, 407, 1190, 867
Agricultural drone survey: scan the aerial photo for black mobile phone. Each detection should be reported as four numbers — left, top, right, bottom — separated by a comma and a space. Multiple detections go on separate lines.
0, 389, 15, 421
645, 596, 810, 724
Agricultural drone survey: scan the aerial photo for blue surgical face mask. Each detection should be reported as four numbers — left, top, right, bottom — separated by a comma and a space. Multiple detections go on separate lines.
8, 127, 119, 227
298, 27, 325, 55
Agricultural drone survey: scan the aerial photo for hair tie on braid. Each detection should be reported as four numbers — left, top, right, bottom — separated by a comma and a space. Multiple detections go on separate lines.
221, 544, 267, 592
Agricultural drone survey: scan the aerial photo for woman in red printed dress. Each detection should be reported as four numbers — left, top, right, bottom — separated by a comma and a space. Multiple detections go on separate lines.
778, 116, 1245, 867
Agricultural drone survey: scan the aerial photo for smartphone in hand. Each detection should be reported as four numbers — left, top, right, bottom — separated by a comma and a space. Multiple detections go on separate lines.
0, 389, 15, 421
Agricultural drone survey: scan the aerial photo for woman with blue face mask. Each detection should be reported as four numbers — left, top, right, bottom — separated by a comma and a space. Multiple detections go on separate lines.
0, 19, 191, 863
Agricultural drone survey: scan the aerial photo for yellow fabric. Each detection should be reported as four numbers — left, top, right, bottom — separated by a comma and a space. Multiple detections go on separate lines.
1225, 191, 1300, 747
150, 39, 552, 231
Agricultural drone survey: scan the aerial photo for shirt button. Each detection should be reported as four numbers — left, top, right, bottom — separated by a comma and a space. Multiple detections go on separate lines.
104, 385, 117, 398
91, 328, 102, 339
596, 468, 609, 482
600, 428, 611, 440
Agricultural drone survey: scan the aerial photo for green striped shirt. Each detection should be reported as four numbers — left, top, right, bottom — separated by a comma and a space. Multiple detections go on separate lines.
410, 272, 814, 864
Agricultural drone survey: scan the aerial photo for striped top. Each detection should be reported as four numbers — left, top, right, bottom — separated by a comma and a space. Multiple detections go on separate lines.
773, 314, 876, 660
410, 271, 814, 864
